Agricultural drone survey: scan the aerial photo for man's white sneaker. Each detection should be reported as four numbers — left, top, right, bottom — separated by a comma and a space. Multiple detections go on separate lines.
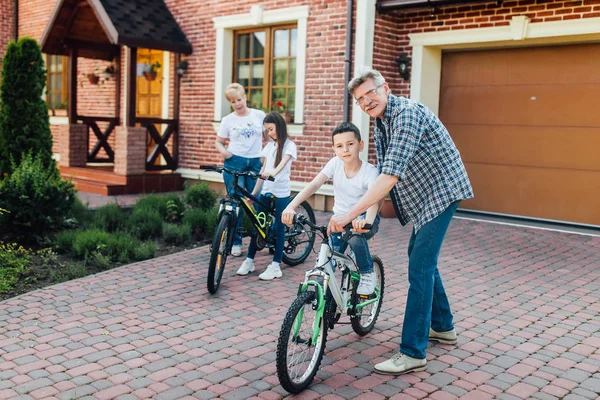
429, 328, 457, 345
259, 265, 282, 280
357, 272, 376, 296
231, 245, 242, 257
236, 260, 255, 275
374, 353, 427, 375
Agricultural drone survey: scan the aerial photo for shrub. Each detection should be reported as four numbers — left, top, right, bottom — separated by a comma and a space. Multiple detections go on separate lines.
0, 37, 54, 177
134, 241, 157, 261
69, 197, 93, 227
184, 182, 218, 211
134, 194, 185, 222
71, 229, 111, 259
110, 233, 139, 263
0, 242, 31, 293
54, 230, 79, 253
0, 153, 76, 241
163, 223, 192, 246
92, 203, 127, 232
129, 207, 163, 240
182, 207, 218, 240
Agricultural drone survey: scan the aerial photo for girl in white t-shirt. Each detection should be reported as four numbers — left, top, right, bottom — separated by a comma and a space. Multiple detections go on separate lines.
236, 112, 297, 280
215, 83, 265, 257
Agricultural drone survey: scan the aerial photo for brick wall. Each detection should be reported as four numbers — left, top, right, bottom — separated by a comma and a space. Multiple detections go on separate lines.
0, 0, 15, 72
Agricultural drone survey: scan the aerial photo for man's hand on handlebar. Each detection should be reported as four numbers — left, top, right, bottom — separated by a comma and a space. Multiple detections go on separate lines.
351, 218, 373, 234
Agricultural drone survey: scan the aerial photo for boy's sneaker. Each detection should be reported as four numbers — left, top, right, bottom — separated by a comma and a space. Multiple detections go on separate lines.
231, 245, 242, 257
236, 260, 255, 275
259, 265, 282, 280
357, 272, 376, 296
429, 328, 457, 345
374, 353, 427, 375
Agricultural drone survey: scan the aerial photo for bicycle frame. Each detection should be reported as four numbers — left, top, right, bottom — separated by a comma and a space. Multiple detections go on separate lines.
295, 238, 381, 344
219, 177, 274, 240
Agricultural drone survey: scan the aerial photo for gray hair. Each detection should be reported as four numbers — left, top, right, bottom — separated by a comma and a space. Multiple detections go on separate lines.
347, 67, 386, 96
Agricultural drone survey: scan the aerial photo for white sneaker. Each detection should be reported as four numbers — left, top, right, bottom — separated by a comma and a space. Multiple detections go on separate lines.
231, 245, 242, 257
374, 353, 427, 375
357, 272, 376, 296
236, 260, 255, 275
259, 265, 282, 280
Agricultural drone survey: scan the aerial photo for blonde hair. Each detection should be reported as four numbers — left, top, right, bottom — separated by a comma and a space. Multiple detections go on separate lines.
224, 83, 246, 101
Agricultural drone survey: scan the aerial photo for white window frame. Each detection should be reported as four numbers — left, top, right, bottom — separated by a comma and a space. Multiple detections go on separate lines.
212, 5, 309, 136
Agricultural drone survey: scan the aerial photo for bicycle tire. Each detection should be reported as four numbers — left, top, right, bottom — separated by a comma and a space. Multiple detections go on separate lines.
207, 214, 232, 294
276, 291, 327, 394
282, 200, 317, 266
350, 255, 385, 336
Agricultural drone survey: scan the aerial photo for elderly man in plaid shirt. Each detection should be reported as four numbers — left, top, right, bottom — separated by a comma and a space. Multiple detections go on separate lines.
329, 68, 473, 375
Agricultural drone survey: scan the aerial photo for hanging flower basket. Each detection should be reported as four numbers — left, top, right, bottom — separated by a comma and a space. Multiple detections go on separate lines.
87, 74, 100, 85
143, 71, 157, 81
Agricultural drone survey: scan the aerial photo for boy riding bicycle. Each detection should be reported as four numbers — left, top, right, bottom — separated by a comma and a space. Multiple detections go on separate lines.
282, 122, 380, 295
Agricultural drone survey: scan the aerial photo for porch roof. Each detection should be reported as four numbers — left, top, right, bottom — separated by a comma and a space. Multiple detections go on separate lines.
41, 0, 192, 60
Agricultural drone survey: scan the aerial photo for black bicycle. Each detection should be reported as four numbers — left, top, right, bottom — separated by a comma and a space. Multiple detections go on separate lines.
200, 165, 317, 293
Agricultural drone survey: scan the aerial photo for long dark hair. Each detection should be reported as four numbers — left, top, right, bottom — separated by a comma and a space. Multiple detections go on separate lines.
264, 112, 289, 167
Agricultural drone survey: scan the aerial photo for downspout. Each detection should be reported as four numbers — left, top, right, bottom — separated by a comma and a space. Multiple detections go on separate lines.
14, 0, 18, 40
343, 0, 354, 122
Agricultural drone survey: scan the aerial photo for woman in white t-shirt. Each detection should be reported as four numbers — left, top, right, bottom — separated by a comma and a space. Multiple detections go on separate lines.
236, 112, 297, 281
215, 83, 265, 257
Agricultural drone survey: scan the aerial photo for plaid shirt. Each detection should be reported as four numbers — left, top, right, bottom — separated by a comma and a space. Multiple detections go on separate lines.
374, 94, 473, 232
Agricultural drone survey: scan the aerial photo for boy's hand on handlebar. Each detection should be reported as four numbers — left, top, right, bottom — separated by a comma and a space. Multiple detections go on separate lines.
282, 208, 296, 225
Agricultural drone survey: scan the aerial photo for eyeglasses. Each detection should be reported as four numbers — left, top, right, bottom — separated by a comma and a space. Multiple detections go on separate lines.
355, 84, 383, 106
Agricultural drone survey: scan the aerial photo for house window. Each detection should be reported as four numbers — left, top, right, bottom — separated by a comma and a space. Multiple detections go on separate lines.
46, 55, 68, 111
234, 25, 297, 116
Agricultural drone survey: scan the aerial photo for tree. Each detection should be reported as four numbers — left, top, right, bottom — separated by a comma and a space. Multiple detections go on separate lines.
0, 37, 54, 177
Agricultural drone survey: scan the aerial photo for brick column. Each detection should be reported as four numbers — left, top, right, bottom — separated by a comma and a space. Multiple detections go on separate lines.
114, 126, 146, 176
59, 124, 87, 167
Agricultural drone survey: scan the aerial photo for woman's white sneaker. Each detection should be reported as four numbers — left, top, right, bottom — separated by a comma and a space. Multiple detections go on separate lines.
236, 260, 255, 275
259, 265, 282, 280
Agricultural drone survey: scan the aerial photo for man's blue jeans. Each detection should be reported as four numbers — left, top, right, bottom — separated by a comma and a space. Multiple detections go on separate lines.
330, 215, 380, 274
247, 194, 290, 263
223, 154, 262, 246
400, 200, 460, 359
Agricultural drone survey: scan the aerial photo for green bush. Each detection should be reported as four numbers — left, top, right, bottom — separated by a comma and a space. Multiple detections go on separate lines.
134, 241, 157, 261
69, 197, 93, 227
163, 223, 192, 246
92, 203, 128, 232
182, 207, 218, 240
129, 207, 163, 240
110, 232, 139, 263
54, 230, 79, 253
184, 182, 218, 211
0, 37, 53, 176
71, 229, 111, 259
0, 242, 31, 293
0, 153, 76, 241
134, 194, 185, 222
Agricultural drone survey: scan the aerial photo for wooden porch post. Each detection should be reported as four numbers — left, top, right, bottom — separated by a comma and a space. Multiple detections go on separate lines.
67, 47, 78, 124
115, 51, 121, 122
125, 46, 137, 126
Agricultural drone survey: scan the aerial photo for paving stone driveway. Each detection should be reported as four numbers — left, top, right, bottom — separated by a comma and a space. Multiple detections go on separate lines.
1, 213, 599, 400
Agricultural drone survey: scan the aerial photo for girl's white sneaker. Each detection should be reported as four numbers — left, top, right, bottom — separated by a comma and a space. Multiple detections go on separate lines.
259, 265, 282, 280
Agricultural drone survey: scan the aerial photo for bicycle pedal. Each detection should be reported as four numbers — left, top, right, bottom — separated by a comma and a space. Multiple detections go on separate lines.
358, 293, 376, 300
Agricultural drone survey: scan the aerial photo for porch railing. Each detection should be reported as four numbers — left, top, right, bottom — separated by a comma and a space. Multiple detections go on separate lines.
78, 116, 119, 163
135, 117, 179, 171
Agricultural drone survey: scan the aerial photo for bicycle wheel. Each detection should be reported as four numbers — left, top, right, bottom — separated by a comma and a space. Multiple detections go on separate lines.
207, 214, 232, 294
282, 200, 317, 266
350, 255, 385, 336
276, 291, 328, 394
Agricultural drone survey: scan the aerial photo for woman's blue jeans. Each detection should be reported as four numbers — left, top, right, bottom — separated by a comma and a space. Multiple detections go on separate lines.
247, 194, 290, 263
223, 155, 262, 246
329, 215, 380, 274
400, 200, 460, 359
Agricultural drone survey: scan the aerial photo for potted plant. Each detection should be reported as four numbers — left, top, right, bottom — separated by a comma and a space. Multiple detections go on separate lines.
82, 70, 100, 85
103, 64, 115, 80
273, 100, 293, 123
143, 61, 161, 81
176, 59, 188, 77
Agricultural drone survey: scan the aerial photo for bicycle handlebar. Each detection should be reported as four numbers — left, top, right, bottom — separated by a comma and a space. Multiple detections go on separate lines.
200, 165, 275, 182
294, 214, 372, 233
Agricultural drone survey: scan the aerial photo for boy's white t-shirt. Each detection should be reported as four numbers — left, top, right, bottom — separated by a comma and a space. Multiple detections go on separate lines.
321, 157, 380, 215
260, 139, 297, 198
217, 108, 265, 158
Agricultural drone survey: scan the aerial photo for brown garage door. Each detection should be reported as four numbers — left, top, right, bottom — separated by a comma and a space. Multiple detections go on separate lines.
439, 43, 600, 226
